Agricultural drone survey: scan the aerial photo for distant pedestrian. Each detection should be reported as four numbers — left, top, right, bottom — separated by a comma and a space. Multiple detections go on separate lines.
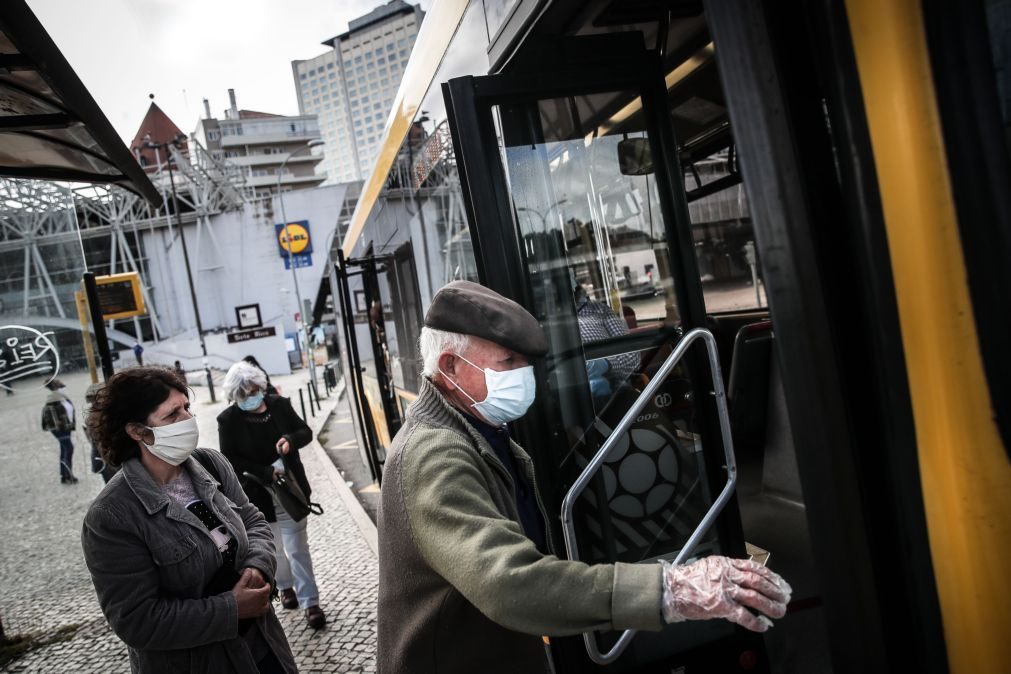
219, 360, 325, 630
41, 379, 76, 484
173, 360, 186, 381
133, 342, 144, 366
82, 366, 297, 673
84, 383, 115, 483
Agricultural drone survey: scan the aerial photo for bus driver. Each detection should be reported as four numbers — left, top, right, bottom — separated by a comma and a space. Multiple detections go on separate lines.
376, 280, 791, 674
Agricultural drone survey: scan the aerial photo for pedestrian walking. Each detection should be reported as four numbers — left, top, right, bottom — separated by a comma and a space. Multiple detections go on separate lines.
83, 383, 116, 483
81, 366, 297, 674
377, 281, 792, 673
133, 342, 144, 365
173, 360, 186, 381
41, 379, 77, 484
219, 360, 325, 630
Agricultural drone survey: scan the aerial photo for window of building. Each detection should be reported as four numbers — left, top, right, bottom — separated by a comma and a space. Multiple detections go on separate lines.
309, 68, 316, 75
355, 56, 363, 64
329, 72, 336, 80
327, 62, 335, 69
400, 49, 409, 58
377, 57, 386, 65
300, 73, 307, 80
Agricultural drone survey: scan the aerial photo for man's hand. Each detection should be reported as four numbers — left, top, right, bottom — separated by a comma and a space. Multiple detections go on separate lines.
276, 437, 291, 455
661, 556, 792, 633
232, 568, 271, 619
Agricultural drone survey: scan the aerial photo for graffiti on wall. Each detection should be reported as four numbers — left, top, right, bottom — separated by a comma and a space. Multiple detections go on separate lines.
0, 325, 60, 392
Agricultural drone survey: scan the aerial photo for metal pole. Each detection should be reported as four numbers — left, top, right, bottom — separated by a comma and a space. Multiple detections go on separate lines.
166, 150, 216, 402
74, 289, 99, 384
276, 146, 319, 392
83, 272, 115, 381
298, 388, 307, 422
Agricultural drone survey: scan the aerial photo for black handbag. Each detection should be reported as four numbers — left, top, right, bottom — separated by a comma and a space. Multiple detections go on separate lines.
242, 468, 324, 523
272, 471, 324, 522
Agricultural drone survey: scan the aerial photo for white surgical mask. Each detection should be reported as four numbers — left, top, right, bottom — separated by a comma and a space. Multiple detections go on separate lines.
442, 353, 536, 426
143, 416, 199, 466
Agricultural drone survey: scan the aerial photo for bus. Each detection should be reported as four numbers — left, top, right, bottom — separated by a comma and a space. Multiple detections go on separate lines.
326, 0, 1011, 672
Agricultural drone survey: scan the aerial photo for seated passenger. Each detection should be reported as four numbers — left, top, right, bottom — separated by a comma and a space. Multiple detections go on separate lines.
574, 284, 641, 402
377, 280, 792, 674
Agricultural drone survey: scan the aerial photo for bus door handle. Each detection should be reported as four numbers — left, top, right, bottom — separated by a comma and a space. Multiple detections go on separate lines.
559, 328, 739, 666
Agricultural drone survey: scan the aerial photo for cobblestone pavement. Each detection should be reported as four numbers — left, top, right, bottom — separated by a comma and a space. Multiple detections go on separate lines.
0, 369, 378, 673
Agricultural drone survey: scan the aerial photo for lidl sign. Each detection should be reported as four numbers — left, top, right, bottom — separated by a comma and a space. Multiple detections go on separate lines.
275, 220, 313, 269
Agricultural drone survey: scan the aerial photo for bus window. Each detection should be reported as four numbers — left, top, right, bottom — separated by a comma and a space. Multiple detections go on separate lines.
684, 145, 766, 313
495, 95, 682, 332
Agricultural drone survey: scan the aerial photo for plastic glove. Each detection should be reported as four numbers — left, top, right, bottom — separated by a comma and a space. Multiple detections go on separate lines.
661, 556, 792, 633
271, 457, 286, 475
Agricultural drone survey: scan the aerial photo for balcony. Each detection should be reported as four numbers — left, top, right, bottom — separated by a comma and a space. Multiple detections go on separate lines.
246, 173, 326, 188
227, 153, 321, 168
221, 132, 320, 147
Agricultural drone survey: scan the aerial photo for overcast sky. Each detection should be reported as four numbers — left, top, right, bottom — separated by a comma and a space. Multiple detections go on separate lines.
27, 0, 432, 144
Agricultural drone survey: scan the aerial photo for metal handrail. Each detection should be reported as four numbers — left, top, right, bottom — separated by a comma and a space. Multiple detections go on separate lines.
559, 328, 739, 665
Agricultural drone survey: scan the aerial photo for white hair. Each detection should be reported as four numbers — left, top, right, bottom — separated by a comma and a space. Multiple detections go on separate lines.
223, 360, 268, 402
419, 327, 470, 378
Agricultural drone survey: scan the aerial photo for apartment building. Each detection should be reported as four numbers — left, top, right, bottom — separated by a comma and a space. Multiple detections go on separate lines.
194, 89, 324, 196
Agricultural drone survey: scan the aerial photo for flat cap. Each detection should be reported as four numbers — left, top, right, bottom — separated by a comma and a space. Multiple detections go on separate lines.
425, 280, 548, 356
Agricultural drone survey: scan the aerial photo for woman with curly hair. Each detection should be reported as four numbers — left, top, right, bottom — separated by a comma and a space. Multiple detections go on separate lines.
81, 367, 297, 674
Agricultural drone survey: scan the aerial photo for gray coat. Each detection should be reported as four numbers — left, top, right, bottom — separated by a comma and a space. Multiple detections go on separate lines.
81, 448, 297, 673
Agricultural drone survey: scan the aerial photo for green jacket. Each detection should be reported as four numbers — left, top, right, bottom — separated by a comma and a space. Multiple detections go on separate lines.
377, 377, 663, 674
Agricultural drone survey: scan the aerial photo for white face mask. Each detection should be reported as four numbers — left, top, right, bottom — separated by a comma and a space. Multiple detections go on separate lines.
442, 353, 536, 426
143, 416, 199, 466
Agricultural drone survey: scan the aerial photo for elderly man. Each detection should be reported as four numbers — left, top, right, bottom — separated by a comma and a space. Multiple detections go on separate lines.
377, 280, 791, 674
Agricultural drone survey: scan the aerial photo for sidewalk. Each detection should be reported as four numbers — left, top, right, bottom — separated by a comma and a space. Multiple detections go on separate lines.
0, 370, 379, 673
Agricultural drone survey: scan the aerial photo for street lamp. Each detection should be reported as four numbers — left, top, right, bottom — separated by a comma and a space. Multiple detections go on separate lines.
276, 139, 324, 393
143, 132, 217, 402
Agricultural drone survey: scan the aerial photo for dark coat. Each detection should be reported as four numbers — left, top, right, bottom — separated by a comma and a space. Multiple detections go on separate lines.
81, 448, 297, 674
217, 394, 312, 522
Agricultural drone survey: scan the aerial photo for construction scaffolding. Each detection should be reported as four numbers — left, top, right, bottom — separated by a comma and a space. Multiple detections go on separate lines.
0, 135, 259, 365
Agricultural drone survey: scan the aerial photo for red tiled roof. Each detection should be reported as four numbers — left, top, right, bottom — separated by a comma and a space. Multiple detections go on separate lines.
128, 102, 188, 172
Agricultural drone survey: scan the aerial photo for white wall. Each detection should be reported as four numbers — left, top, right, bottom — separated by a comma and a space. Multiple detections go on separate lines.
144, 183, 350, 346
118, 322, 291, 376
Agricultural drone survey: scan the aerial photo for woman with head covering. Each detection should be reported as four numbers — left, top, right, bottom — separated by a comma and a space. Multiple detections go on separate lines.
218, 361, 325, 630
82, 367, 297, 673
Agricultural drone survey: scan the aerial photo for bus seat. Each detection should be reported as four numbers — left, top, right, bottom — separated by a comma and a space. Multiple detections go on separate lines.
762, 346, 804, 504
728, 321, 774, 456
727, 321, 804, 504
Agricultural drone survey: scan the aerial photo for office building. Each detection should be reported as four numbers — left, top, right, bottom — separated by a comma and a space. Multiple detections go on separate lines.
292, 0, 423, 183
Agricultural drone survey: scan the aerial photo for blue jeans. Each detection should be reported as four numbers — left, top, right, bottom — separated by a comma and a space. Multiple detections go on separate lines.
53, 431, 73, 480
269, 496, 319, 609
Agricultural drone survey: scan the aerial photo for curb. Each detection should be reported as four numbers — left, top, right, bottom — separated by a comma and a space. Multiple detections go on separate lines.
304, 378, 379, 558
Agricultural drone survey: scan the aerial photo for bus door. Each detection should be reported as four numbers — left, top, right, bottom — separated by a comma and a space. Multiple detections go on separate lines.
333, 248, 403, 483
443, 37, 763, 672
